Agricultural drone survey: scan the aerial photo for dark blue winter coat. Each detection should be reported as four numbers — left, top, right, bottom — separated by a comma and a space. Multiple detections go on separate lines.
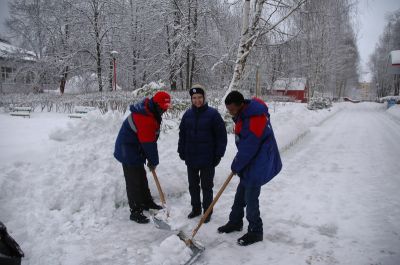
231, 98, 282, 187
114, 98, 161, 166
178, 103, 227, 168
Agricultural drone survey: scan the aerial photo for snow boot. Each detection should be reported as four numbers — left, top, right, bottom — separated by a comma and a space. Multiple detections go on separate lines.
217, 222, 243, 233
237, 232, 263, 246
130, 210, 150, 224
187, 208, 202, 219
142, 201, 163, 211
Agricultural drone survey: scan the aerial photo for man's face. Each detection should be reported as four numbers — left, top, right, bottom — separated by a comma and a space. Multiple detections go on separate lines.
191, 94, 204, 108
226, 103, 243, 117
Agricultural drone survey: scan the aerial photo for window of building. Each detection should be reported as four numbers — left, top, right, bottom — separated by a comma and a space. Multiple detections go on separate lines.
1, 67, 15, 83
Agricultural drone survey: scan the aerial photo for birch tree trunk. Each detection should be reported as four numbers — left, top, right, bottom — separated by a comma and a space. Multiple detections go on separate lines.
220, 0, 306, 108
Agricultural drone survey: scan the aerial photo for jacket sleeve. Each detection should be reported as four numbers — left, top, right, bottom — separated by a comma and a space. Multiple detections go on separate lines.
213, 111, 227, 158
133, 114, 159, 166
231, 114, 267, 174
177, 113, 186, 156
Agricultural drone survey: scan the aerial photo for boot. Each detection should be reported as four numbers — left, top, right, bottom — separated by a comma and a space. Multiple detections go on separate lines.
130, 209, 150, 224
217, 222, 243, 233
142, 201, 163, 211
237, 232, 263, 246
187, 208, 202, 219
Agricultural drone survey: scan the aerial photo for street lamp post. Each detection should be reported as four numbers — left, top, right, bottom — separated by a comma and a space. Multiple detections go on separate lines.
110, 51, 118, 91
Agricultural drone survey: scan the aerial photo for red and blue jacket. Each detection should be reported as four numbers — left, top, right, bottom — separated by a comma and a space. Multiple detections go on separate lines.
231, 98, 282, 187
114, 98, 161, 166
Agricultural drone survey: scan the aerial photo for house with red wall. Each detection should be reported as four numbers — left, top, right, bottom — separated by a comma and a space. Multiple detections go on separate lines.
270, 77, 308, 102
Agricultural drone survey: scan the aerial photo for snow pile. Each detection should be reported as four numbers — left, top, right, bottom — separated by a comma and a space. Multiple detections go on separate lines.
268, 102, 340, 151
148, 235, 193, 265
387, 104, 400, 120
0, 110, 129, 263
379, 95, 400, 103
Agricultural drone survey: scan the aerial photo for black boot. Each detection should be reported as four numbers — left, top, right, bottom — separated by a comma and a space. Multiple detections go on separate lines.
217, 222, 243, 233
130, 209, 150, 224
237, 232, 263, 246
187, 208, 202, 219
142, 201, 163, 211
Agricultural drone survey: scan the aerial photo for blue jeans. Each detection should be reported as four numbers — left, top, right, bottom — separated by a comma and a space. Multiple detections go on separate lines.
229, 182, 263, 234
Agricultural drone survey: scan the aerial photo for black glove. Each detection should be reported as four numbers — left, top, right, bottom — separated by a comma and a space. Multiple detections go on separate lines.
213, 157, 221, 167
147, 161, 156, 171
179, 153, 185, 161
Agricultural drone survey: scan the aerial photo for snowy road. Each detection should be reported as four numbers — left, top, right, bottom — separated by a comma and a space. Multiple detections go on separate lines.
1, 103, 400, 265
263, 105, 400, 265
189, 104, 400, 265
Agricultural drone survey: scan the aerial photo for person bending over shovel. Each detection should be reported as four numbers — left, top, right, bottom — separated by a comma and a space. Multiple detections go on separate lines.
218, 91, 282, 246
114, 91, 171, 224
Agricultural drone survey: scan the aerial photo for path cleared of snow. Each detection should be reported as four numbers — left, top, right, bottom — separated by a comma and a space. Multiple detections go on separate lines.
1, 102, 400, 265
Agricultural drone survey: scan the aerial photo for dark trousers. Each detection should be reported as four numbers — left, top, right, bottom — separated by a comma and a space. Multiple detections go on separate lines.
187, 166, 215, 211
122, 164, 152, 212
229, 182, 263, 234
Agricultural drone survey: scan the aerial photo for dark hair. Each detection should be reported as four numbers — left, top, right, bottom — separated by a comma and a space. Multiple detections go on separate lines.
225, 90, 244, 105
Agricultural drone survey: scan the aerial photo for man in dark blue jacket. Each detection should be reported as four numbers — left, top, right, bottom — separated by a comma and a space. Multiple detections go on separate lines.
218, 91, 282, 246
178, 84, 227, 223
114, 91, 171, 224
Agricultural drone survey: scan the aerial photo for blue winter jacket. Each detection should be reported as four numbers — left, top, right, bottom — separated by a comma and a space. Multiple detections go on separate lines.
231, 98, 282, 187
178, 103, 227, 168
114, 98, 160, 166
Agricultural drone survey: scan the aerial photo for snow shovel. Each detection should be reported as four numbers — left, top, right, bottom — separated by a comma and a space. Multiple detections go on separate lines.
150, 169, 171, 230
178, 172, 235, 264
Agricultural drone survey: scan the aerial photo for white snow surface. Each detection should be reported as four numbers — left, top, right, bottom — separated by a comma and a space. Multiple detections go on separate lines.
0, 102, 399, 265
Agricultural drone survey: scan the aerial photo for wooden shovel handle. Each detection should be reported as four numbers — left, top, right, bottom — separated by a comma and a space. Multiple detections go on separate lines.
191, 172, 235, 239
150, 169, 167, 207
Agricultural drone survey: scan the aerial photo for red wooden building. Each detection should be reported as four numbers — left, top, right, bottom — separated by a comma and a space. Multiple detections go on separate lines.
270, 77, 308, 102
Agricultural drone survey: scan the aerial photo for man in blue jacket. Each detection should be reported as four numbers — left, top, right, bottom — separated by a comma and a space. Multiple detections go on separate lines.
218, 91, 282, 246
178, 84, 227, 223
114, 91, 171, 224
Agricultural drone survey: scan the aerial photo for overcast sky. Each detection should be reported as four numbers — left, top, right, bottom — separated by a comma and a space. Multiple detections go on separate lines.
0, 0, 9, 37
357, 0, 400, 82
0, 0, 399, 82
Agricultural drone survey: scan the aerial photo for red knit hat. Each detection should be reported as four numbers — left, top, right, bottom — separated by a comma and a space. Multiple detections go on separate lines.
152, 91, 171, 111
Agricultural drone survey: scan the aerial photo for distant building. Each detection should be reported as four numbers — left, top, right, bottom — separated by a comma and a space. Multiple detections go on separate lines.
269, 77, 308, 102
358, 81, 373, 101
0, 39, 38, 93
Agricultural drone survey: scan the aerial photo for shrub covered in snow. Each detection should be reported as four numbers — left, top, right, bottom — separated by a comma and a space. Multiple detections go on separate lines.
307, 96, 332, 110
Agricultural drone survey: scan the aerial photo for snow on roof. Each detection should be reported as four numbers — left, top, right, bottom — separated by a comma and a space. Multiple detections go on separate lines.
390, 50, 400, 65
0, 41, 36, 61
271, 77, 307, 91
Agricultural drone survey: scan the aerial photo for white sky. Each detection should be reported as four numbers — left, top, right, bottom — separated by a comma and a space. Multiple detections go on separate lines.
357, 0, 400, 82
0, 0, 9, 37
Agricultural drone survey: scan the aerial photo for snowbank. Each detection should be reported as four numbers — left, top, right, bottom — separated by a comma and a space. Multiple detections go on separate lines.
387, 104, 400, 120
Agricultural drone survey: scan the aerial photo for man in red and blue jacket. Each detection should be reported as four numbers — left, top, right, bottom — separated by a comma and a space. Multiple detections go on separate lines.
218, 91, 282, 246
114, 91, 171, 224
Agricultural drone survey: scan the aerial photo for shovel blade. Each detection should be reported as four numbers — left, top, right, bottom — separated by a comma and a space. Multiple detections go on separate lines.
151, 215, 172, 230
177, 231, 205, 265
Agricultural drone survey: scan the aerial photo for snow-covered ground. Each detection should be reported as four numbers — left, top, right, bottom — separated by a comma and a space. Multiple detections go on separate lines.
0, 102, 399, 265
